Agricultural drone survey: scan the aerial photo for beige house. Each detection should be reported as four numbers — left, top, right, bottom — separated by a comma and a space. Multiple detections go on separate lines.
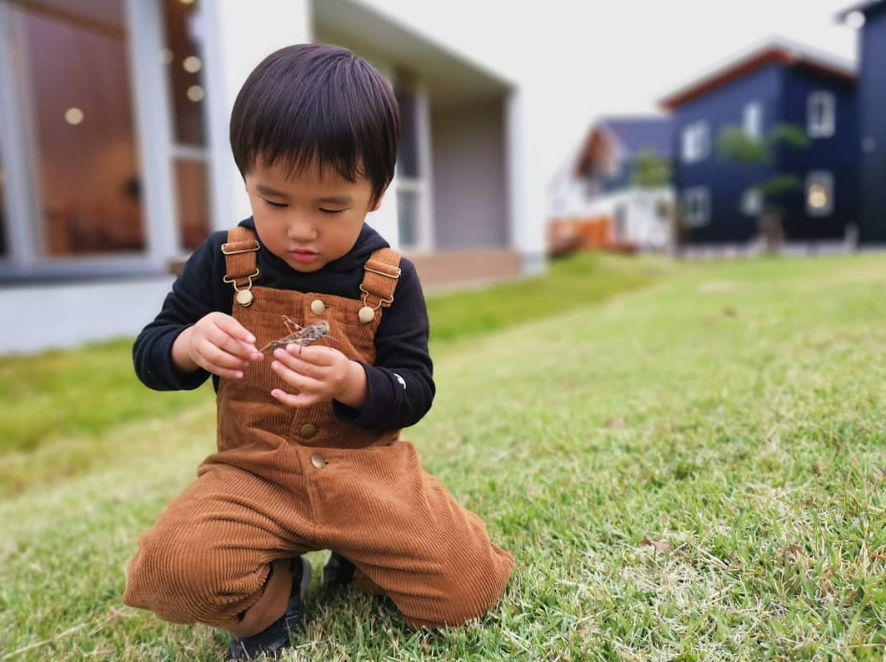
0, 0, 545, 353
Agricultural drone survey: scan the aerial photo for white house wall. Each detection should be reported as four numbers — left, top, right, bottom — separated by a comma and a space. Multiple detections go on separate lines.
512, 89, 551, 274
0, 0, 549, 353
594, 187, 673, 249
431, 97, 508, 250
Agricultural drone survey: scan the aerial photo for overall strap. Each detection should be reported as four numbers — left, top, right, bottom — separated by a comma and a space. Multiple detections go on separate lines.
221, 226, 260, 307
357, 248, 401, 324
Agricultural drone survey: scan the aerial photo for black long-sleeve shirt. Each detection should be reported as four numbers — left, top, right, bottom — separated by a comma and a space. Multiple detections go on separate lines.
133, 218, 434, 431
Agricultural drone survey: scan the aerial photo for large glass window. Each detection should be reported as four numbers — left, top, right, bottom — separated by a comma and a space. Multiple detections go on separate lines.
160, 0, 211, 251
6, 0, 145, 256
394, 76, 425, 249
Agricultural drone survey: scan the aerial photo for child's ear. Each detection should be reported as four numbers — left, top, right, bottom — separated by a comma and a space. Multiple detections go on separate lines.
369, 186, 388, 212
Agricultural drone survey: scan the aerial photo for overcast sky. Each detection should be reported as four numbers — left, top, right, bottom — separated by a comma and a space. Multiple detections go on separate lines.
364, 0, 861, 180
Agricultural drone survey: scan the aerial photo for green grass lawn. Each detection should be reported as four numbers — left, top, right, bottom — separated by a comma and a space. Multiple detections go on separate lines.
2, 252, 886, 660
0, 251, 661, 498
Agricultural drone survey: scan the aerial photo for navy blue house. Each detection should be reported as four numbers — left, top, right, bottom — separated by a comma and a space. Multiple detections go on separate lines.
840, 1, 886, 244
660, 39, 859, 246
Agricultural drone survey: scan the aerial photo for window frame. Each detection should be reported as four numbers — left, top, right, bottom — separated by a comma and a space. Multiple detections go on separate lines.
159, 0, 215, 254
0, 0, 183, 280
681, 121, 710, 164
808, 91, 836, 139
391, 74, 434, 252
805, 170, 834, 217
683, 187, 710, 226
741, 188, 763, 217
743, 101, 763, 141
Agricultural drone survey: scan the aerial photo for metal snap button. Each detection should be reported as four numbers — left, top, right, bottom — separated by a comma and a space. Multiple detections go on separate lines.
311, 453, 326, 469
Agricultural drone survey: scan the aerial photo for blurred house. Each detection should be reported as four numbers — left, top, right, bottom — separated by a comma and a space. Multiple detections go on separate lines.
839, 1, 886, 245
660, 38, 859, 248
548, 116, 674, 254
0, 0, 545, 354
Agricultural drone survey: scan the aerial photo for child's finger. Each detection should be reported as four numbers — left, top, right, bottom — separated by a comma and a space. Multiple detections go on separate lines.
196, 344, 249, 373
207, 324, 257, 361
193, 349, 245, 379
270, 388, 317, 408
271, 359, 324, 391
215, 315, 257, 348
211, 366, 246, 380
275, 348, 319, 376
286, 344, 335, 365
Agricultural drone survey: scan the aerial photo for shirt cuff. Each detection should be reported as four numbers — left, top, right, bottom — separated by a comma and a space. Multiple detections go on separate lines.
158, 328, 210, 390
332, 362, 393, 429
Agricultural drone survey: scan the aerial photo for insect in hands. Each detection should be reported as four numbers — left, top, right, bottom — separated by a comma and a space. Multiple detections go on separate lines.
259, 317, 336, 355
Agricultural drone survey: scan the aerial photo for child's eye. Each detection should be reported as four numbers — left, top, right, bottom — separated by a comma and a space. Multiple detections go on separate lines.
263, 199, 288, 209
319, 208, 347, 215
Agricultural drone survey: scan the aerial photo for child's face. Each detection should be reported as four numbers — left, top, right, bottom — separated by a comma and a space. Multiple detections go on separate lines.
245, 160, 383, 273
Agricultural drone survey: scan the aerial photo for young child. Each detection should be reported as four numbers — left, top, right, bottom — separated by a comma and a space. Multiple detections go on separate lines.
123, 44, 515, 660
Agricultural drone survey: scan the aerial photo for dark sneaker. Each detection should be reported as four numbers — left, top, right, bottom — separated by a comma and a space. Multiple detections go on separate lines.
227, 556, 312, 661
322, 552, 355, 589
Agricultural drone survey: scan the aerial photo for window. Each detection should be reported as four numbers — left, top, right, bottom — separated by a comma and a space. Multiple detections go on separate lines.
683, 187, 710, 226
806, 171, 834, 216
396, 90, 419, 180
741, 189, 762, 216
4, 0, 145, 256
681, 122, 710, 164
396, 186, 420, 248
160, 0, 211, 251
808, 92, 836, 138
743, 102, 763, 140
393, 76, 429, 250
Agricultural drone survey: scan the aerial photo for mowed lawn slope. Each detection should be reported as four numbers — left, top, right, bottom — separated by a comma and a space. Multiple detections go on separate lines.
2, 253, 885, 661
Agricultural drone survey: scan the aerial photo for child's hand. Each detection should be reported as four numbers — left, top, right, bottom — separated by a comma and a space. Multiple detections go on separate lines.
173, 312, 262, 379
270, 345, 367, 409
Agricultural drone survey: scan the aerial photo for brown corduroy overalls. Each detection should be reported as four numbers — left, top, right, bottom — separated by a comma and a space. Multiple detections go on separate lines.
123, 227, 515, 637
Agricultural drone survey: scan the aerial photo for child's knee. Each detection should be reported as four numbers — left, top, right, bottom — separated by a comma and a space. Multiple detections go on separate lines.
402, 588, 495, 629
123, 528, 227, 615
401, 555, 515, 629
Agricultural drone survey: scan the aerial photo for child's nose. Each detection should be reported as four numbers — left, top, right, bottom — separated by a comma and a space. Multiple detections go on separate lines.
286, 216, 318, 241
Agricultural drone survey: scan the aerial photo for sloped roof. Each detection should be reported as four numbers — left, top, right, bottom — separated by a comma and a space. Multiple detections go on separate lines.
598, 116, 673, 158
572, 116, 672, 178
659, 37, 856, 111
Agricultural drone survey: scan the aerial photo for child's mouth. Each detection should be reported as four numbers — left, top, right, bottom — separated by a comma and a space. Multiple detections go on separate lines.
290, 250, 318, 263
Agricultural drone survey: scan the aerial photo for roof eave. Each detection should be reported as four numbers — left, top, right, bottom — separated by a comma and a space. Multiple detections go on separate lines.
658, 45, 855, 111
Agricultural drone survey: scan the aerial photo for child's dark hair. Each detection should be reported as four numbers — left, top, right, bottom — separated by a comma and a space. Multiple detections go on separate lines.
230, 43, 399, 205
